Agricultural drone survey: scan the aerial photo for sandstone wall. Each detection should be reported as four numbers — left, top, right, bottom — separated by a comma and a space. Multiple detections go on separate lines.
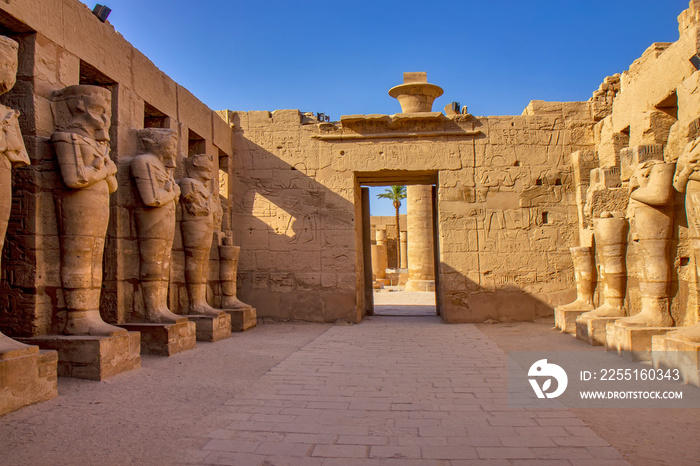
224, 105, 598, 323
5, 0, 694, 330
0, 0, 234, 336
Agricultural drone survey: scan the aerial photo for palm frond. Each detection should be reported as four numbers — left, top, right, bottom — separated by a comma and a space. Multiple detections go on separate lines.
376, 185, 407, 201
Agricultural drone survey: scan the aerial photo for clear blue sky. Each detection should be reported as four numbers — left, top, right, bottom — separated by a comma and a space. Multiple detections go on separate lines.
97, 0, 690, 215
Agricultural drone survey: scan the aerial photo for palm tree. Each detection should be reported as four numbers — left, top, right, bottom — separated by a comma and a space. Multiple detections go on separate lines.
377, 185, 407, 268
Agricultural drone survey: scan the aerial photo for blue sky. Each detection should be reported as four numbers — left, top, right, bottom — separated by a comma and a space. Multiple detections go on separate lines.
98, 0, 690, 215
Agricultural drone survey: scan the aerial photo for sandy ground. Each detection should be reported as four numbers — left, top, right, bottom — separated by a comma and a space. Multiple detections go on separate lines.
2, 291, 699, 465
0, 321, 332, 465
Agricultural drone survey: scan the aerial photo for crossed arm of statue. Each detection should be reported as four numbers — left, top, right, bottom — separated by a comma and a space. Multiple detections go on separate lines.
52, 132, 117, 191
131, 155, 180, 207
179, 178, 211, 217
0, 107, 29, 165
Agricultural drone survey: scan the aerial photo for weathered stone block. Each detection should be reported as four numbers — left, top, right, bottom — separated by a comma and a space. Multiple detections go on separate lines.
176, 87, 213, 140
0, 348, 57, 416
272, 109, 301, 126
590, 167, 621, 189
187, 313, 232, 342
554, 308, 588, 334
225, 307, 257, 332
19, 333, 140, 381
571, 150, 598, 186
652, 335, 700, 386
576, 316, 619, 345
588, 187, 629, 217
619, 144, 663, 181
605, 321, 673, 361
132, 49, 177, 118
118, 321, 195, 356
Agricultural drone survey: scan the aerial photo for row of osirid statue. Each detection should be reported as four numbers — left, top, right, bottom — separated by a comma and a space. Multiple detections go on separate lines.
0, 34, 249, 349
562, 140, 700, 343
131, 127, 230, 325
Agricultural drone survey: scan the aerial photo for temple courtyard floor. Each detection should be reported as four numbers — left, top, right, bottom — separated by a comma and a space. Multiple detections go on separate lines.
1, 292, 698, 465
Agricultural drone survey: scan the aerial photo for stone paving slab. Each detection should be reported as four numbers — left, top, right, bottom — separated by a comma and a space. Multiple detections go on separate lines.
186, 316, 627, 465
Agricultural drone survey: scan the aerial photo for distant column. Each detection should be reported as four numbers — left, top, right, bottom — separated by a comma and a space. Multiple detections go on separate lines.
405, 185, 435, 291
371, 229, 388, 280
400, 231, 408, 269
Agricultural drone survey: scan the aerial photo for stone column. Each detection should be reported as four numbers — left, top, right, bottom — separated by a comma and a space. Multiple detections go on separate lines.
371, 229, 388, 281
405, 185, 435, 291
400, 230, 408, 269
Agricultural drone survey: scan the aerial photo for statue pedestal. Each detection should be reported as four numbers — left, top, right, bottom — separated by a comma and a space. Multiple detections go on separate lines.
187, 313, 231, 342
0, 346, 58, 415
605, 322, 673, 361
405, 279, 435, 292
119, 321, 195, 356
554, 307, 589, 334
19, 333, 140, 381
375, 278, 391, 288
224, 307, 257, 332
576, 316, 619, 346
652, 335, 700, 387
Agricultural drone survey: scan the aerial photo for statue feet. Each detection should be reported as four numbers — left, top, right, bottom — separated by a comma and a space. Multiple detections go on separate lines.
0, 332, 37, 359
667, 323, 700, 343
189, 302, 225, 318
617, 310, 673, 328
557, 298, 594, 312
63, 310, 127, 336
146, 308, 188, 324
221, 296, 253, 310
579, 303, 624, 320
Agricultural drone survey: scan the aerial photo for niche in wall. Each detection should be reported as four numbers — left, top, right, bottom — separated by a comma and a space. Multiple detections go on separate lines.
188, 129, 205, 156
144, 101, 169, 128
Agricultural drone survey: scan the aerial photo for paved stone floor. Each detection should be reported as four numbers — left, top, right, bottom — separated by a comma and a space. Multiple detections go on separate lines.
186, 316, 627, 465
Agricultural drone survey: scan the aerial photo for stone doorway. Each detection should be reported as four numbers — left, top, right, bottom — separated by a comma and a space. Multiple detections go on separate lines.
356, 172, 441, 319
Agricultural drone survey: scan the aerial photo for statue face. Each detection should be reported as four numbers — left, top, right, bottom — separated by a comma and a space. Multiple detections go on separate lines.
0, 46, 18, 96
161, 137, 178, 168
63, 92, 111, 140
84, 95, 111, 140
189, 154, 213, 181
